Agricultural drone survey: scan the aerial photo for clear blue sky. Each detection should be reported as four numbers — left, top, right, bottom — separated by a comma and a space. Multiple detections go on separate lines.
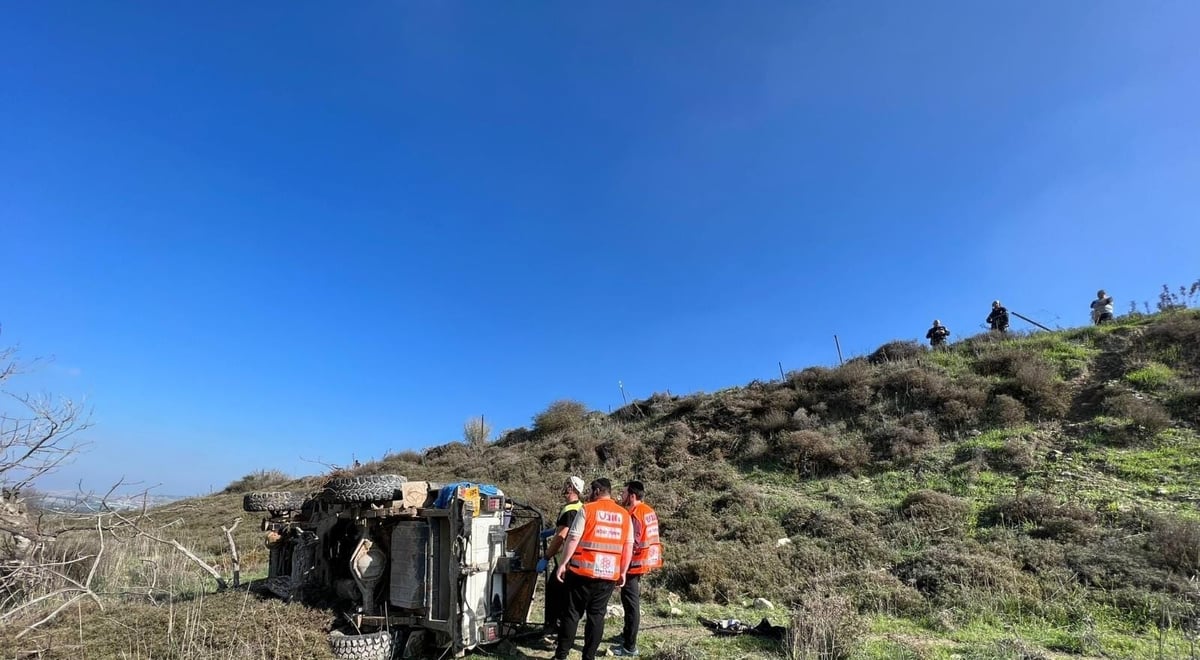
4, 3, 1198, 495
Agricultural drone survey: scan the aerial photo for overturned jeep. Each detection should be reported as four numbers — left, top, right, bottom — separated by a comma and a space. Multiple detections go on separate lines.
243, 474, 543, 659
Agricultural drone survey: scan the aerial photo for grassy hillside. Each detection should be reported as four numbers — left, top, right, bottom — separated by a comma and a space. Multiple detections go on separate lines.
5, 309, 1200, 659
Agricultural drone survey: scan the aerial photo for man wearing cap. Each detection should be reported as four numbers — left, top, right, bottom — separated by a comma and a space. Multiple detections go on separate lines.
541, 476, 585, 638
987, 301, 1010, 333
926, 320, 950, 347
553, 478, 634, 660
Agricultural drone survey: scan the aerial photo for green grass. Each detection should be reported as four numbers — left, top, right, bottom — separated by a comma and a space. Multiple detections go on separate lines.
1005, 333, 1101, 379
1100, 428, 1200, 496
926, 349, 972, 376
1125, 361, 1176, 390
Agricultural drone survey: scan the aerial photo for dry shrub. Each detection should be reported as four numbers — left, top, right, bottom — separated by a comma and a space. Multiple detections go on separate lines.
776, 430, 871, 477
978, 494, 1096, 529
977, 349, 1068, 419
717, 516, 787, 546
532, 399, 588, 435
785, 594, 864, 660
1103, 391, 1172, 441
868, 340, 926, 365
1143, 312, 1200, 370
899, 490, 971, 531
1011, 359, 1070, 418
794, 362, 875, 419
868, 424, 938, 461
738, 431, 769, 461
785, 538, 838, 578
664, 544, 795, 604
1064, 536, 1188, 595
938, 399, 975, 430
986, 394, 1027, 427
222, 469, 291, 494
1031, 517, 1095, 543
791, 407, 821, 430
649, 421, 693, 466
755, 408, 793, 434
834, 570, 928, 617
987, 437, 1038, 474
790, 508, 892, 569
1166, 388, 1200, 424
1147, 514, 1200, 574
875, 367, 948, 414
893, 544, 1037, 603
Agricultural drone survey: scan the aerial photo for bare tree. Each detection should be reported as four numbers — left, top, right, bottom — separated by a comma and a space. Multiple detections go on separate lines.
0, 344, 91, 552
463, 415, 492, 448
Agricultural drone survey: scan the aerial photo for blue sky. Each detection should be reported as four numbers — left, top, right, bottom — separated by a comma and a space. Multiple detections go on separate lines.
3, 3, 1198, 495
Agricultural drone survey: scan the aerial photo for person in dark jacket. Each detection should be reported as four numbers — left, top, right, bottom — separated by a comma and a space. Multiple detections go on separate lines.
987, 301, 1010, 333
926, 320, 950, 347
1091, 290, 1114, 324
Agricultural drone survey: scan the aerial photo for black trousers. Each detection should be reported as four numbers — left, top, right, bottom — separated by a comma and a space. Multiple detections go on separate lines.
555, 571, 616, 660
544, 564, 567, 630
619, 573, 642, 651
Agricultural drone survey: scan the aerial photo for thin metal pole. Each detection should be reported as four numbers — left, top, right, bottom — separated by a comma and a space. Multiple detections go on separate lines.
1010, 310, 1054, 332
834, 335, 844, 365
778, 361, 786, 380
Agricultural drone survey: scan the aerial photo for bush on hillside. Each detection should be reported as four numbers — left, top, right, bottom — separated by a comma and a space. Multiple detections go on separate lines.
986, 394, 1027, 427
1147, 514, 1200, 574
1102, 391, 1171, 441
223, 469, 290, 494
899, 490, 971, 531
1166, 388, 1200, 424
1011, 359, 1071, 419
978, 494, 1096, 529
533, 399, 588, 435
833, 570, 928, 618
785, 595, 864, 660
776, 430, 871, 477
868, 340, 926, 365
893, 544, 1038, 603
793, 362, 875, 419
868, 423, 938, 462
954, 434, 1038, 475
874, 366, 948, 414
754, 408, 792, 434
1143, 311, 1200, 370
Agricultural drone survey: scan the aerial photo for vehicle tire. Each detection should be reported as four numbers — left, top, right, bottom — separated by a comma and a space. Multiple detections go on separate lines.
329, 630, 395, 660
243, 491, 309, 512
323, 474, 407, 503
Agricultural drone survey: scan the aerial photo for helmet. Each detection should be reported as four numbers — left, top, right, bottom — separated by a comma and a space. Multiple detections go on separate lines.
993, 300, 1001, 307
565, 476, 585, 495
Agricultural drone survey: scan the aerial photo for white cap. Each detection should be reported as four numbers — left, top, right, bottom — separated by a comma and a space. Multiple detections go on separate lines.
566, 476, 585, 494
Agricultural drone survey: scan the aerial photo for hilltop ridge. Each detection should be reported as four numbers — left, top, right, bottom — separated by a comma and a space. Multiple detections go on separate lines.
7, 309, 1200, 659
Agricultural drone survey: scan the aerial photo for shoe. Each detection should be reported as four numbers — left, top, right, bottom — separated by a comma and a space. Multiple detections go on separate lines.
611, 646, 639, 657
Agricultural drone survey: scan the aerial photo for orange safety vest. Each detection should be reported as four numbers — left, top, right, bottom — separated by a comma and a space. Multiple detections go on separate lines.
627, 501, 662, 575
567, 498, 631, 581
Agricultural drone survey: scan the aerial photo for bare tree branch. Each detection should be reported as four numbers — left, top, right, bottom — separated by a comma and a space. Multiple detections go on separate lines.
109, 509, 228, 591
222, 518, 242, 588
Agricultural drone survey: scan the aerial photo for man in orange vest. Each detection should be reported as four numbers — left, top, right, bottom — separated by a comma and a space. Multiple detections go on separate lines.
611, 480, 662, 657
553, 478, 634, 660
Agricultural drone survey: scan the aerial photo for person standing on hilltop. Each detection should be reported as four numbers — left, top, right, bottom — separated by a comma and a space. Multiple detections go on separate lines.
611, 480, 663, 657
1091, 290, 1114, 324
987, 301, 1010, 333
539, 476, 585, 640
553, 478, 634, 660
926, 320, 950, 347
